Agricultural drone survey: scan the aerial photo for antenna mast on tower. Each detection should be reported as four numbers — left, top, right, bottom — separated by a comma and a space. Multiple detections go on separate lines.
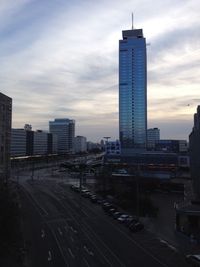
131, 12, 134, 30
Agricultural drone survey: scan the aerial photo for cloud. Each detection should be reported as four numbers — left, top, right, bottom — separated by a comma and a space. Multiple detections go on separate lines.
0, 0, 200, 141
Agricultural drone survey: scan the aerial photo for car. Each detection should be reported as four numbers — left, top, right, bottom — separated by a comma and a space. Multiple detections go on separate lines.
125, 217, 138, 227
117, 214, 130, 223
102, 203, 113, 211
90, 195, 98, 203
129, 222, 144, 232
112, 211, 123, 219
186, 254, 200, 266
107, 208, 117, 215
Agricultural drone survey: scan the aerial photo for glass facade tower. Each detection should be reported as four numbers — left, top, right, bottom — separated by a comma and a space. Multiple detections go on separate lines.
119, 28, 147, 151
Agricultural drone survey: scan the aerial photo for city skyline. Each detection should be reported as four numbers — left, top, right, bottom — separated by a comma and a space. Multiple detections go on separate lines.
0, 0, 200, 141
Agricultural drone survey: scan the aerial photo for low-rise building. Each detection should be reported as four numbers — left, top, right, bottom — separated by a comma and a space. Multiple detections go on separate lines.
155, 139, 187, 153
105, 140, 121, 155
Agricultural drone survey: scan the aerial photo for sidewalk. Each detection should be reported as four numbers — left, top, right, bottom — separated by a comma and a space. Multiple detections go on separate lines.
141, 192, 200, 255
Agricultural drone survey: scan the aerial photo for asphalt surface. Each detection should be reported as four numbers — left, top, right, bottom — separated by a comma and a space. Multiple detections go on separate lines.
20, 178, 190, 267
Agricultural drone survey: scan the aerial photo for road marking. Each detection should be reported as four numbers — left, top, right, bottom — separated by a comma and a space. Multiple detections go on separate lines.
83, 245, 94, 256
64, 225, 68, 232
50, 228, 69, 267
159, 239, 178, 252
68, 248, 75, 258
70, 226, 78, 234
70, 192, 169, 267
58, 227, 63, 235
47, 250, 52, 261
84, 258, 90, 267
51, 188, 112, 266
21, 186, 48, 216
83, 223, 126, 267
41, 229, 45, 238
83, 227, 112, 266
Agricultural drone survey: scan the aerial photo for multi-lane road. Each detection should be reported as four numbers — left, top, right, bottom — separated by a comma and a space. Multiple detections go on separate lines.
19, 178, 189, 267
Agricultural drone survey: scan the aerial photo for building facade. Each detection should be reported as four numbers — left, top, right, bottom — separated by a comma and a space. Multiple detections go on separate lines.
189, 105, 200, 200
105, 140, 121, 156
74, 136, 87, 153
155, 139, 187, 153
147, 128, 160, 150
0, 92, 12, 182
33, 130, 48, 155
49, 118, 75, 154
119, 28, 147, 152
11, 125, 57, 157
11, 129, 26, 157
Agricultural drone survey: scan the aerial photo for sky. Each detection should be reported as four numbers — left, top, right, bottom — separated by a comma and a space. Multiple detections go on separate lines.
0, 0, 200, 142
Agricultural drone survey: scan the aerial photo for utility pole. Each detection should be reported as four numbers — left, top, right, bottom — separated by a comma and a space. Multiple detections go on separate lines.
136, 164, 141, 218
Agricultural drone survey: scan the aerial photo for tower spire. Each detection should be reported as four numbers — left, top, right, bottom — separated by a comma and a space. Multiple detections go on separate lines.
131, 12, 134, 30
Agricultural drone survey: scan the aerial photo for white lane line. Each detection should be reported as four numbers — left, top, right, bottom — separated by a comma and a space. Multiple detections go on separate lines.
50, 228, 69, 267
83, 223, 126, 267
21, 186, 48, 216
83, 227, 112, 266
78, 196, 169, 267
83, 245, 94, 256
68, 248, 75, 258
64, 225, 68, 232
41, 229, 45, 238
70, 226, 78, 234
51, 191, 112, 266
58, 227, 63, 235
159, 239, 177, 252
84, 258, 91, 267
47, 250, 52, 261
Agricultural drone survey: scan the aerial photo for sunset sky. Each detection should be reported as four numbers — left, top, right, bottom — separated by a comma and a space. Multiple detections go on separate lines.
1, 0, 200, 141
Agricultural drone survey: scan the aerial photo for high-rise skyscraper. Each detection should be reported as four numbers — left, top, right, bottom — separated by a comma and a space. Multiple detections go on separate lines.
119, 26, 147, 153
49, 118, 75, 154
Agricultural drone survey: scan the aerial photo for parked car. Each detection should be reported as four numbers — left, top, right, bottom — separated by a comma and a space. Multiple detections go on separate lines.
112, 211, 123, 219
125, 217, 138, 227
186, 254, 200, 266
90, 195, 98, 203
102, 203, 114, 212
129, 222, 144, 232
117, 214, 130, 223
107, 208, 117, 216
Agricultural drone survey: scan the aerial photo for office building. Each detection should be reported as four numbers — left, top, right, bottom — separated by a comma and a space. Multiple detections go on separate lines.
0, 92, 12, 182
189, 105, 200, 200
11, 125, 58, 157
119, 26, 147, 153
74, 136, 87, 153
147, 128, 160, 150
11, 129, 26, 157
33, 130, 48, 155
49, 118, 75, 154
175, 106, 200, 240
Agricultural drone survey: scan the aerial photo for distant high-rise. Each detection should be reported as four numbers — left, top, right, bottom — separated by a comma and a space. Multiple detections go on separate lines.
0, 92, 12, 182
49, 118, 75, 154
189, 105, 200, 201
147, 128, 160, 150
74, 136, 87, 153
119, 26, 147, 152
